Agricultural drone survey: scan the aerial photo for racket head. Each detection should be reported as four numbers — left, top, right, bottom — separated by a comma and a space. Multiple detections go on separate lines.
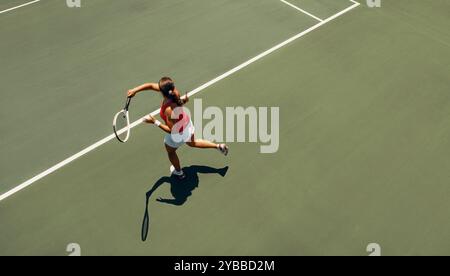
113, 109, 131, 143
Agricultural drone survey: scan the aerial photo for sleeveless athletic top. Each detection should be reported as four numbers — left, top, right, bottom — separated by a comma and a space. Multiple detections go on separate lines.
160, 99, 190, 134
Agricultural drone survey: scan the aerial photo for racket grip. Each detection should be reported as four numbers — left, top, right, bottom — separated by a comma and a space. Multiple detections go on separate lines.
125, 97, 131, 109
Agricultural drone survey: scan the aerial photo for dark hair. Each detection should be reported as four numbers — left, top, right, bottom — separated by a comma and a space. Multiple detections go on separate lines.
158, 77, 184, 106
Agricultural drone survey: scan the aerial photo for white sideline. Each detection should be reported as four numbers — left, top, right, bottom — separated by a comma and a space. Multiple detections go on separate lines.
0, 0, 40, 15
0, 1, 360, 202
280, 0, 324, 22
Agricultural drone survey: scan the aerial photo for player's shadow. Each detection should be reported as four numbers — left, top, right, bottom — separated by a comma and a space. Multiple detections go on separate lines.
141, 165, 229, 241
146, 165, 229, 206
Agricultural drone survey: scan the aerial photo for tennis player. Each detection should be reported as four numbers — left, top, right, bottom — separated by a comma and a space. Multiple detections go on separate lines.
127, 77, 229, 179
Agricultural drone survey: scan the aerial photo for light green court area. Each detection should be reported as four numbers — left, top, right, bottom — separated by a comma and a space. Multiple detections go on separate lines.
0, 0, 449, 255
0, 0, 315, 193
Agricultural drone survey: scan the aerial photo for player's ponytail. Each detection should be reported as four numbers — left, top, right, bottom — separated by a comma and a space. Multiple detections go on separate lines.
159, 77, 184, 106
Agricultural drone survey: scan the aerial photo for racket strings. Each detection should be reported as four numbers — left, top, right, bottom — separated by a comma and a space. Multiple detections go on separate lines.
113, 97, 132, 143
113, 110, 130, 142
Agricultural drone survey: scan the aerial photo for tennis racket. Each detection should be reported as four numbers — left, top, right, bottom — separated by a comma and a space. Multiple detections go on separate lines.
113, 97, 132, 143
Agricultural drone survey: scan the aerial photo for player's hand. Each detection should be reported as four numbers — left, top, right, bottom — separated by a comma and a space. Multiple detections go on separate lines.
127, 89, 136, 98
182, 93, 189, 104
145, 115, 156, 124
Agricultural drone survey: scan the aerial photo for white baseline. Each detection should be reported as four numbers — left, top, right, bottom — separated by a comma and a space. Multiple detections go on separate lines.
0, 0, 41, 15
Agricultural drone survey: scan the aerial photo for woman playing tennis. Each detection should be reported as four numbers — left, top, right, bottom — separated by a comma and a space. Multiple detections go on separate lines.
127, 77, 229, 179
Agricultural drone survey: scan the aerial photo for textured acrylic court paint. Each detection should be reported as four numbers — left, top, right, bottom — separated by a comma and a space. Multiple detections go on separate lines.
0, 1, 360, 202
182, 99, 280, 153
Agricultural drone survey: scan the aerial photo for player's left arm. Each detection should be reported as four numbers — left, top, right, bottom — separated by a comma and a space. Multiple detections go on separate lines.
143, 105, 176, 134
144, 115, 172, 134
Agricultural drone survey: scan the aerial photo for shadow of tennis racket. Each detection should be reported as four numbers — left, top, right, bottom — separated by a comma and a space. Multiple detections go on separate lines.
141, 165, 229, 242
141, 196, 150, 242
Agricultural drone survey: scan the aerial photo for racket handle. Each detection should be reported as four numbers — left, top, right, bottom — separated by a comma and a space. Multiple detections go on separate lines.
125, 97, 131, 110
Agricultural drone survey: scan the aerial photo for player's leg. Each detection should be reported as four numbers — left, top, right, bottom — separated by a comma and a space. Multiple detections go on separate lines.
164, 134, 186, 179
165, 144, 181, 172
186, 138, 217, 149
186, 135, 229, 155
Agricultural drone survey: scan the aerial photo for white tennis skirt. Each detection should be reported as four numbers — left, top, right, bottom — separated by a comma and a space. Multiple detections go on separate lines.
164, 120, 195, 149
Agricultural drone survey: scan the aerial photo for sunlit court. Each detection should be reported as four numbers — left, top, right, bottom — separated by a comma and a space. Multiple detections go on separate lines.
0, 0, 449, 258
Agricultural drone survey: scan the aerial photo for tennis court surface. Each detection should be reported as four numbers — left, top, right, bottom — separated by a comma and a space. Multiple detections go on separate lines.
0, 0, 449, 256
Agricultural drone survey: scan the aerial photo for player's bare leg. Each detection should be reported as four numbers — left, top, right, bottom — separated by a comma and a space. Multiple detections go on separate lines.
186, 135, 229, 156
165, 144, 185, 179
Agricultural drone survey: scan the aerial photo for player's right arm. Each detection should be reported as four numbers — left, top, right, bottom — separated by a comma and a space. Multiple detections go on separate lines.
127, 83, 160, 97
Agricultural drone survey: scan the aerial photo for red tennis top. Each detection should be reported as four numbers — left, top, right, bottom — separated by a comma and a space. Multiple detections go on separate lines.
160, 100, 190, 133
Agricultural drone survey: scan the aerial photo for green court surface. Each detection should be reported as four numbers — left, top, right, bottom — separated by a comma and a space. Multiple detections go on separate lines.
1, 0, 449, 256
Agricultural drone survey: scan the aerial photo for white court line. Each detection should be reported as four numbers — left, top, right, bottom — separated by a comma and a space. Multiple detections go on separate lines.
0, 0, 360, 202
0, 0, 40, 15
280, 0, 324, 22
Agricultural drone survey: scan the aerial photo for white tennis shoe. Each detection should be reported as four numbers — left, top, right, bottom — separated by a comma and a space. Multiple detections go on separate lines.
217, 144, 229, 156
170, 165, 186, 179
